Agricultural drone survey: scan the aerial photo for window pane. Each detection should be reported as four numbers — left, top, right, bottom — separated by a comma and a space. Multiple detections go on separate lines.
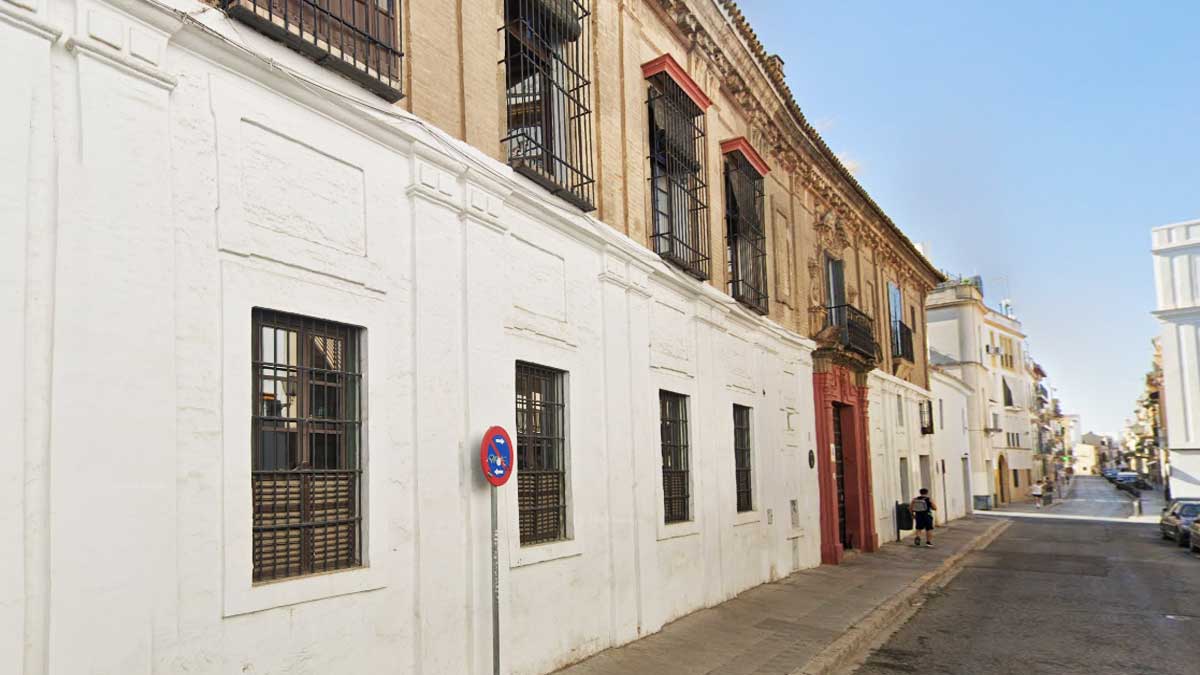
661, 390, 691, 523
252, 309, 363, 583
648, 73, 709, 280
733, 405, 753, 512
516, 362, 568, 545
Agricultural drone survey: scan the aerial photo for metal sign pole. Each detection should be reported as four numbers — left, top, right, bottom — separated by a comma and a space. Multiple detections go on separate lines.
491, 485, 500, 675
480, 425, 512, 675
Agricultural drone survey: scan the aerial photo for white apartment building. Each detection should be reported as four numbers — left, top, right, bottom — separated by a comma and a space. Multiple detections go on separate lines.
927, 278, 1037, 508
1151, 220, 1200, 498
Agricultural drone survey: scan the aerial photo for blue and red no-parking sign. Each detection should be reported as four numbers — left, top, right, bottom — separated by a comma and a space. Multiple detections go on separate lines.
480, 426, 514, 487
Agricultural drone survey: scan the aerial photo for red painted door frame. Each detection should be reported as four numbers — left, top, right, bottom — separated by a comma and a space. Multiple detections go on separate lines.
813, 365, 878, 564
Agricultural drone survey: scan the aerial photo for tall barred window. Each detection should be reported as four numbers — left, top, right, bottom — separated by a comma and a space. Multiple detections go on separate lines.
733, 405, 753, 512
660, 390, 691, 523
724, 148, 768, 314
252, 309, 363, 582
648, 73, 709, 280
515, 362, 568, 544
502, 0, 595, 211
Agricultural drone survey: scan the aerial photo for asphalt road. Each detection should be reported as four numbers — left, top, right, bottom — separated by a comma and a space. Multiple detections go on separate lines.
854, 477, 1200, 675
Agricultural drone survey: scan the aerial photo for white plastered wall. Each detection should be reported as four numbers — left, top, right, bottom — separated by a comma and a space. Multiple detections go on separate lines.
3, 0, 823, 673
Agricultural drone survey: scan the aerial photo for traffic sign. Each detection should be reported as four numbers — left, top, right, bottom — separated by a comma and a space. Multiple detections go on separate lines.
480, 426, 514, 487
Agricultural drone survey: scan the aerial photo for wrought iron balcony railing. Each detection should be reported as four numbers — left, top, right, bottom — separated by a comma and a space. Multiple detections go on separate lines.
825, 304, 876, 359
892, 320, 915, 362
225, 0, 404, 102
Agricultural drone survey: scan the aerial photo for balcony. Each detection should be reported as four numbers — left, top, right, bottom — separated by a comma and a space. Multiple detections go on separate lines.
224, 0, 404, 102
825, 304, 876, 359
891, 320, 915, 362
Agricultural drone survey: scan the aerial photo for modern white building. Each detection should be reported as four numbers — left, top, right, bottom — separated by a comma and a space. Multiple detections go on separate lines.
1152, 219, 1200, 498
927, 277, 1037, 508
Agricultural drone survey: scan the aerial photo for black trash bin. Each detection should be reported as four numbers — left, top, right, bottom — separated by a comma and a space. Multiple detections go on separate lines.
896, 501, 913, 534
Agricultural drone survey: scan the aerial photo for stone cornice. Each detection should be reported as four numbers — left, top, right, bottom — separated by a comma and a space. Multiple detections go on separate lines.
652, 0, 943, 291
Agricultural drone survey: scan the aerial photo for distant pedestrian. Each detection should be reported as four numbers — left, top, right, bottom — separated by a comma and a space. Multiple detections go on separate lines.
1031, 480, 1044, 508
1043, 478, 1054, 506
910, 488, 937, 547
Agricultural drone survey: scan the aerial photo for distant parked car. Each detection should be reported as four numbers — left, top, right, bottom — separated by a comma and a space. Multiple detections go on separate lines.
1102, 468, 1118, 481
1188, 519, 1200, 554
1160, 500, 1200, 546
1114, 473, 1141, 496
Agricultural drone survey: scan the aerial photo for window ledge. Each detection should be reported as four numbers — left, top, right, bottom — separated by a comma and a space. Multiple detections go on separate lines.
656, 519, 701, 542
225, 564, 386, 617
510, 538, 582, 568
733, 509, 763, 527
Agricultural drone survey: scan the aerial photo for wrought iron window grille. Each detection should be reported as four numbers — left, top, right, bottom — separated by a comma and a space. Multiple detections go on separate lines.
223, 0, 404, 101
724, 152, 768, 314
648, 73, 710, 280
733, 405, 753, 512
515, 362, 569, 545
502, 0, 595, 212
251, 309, 363, 583
919, 400, 935, 435
660, 390, 691, 523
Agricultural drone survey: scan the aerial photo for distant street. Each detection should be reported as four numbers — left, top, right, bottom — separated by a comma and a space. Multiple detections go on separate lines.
855, 477, 1200, 675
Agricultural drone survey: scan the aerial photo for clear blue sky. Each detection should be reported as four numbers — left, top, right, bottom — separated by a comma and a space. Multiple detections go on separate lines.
737, 0, 1200, 436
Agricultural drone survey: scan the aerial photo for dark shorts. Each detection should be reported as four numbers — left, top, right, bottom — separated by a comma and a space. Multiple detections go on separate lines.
914, 513, 934, 530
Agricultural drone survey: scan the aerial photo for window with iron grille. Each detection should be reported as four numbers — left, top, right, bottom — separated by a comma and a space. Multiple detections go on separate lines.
502, 0, 595, 211
733, 405, 753, 512
919, 400, 935, 436
252, 309, 363, 583
724, 152, 767, 314
515, 362, 568, 545
660, 390, 691, 523
648, 74, 709, 280
224, 0, 403, 101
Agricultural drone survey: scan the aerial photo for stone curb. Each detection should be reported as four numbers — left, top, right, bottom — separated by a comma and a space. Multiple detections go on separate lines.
790, 518, 1013, 675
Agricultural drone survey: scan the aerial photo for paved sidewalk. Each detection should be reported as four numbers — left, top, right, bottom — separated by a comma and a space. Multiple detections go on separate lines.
553, 518, 1000, 675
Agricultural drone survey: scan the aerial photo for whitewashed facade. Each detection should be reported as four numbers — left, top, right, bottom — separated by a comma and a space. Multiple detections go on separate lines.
867, 370, 935, 541
1151, 219, 1200, 498
1, 1, 826, 673
930, 369, 973, 523
927, 279, 1036, 508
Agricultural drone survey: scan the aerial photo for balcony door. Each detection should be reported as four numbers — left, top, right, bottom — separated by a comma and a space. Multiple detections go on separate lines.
826, 256, 845, 326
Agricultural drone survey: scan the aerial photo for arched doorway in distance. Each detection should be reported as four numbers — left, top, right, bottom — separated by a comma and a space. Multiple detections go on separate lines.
997, 453, 1010, 504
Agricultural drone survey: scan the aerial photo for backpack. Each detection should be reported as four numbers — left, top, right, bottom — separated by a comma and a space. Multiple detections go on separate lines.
911, 497, 929, 513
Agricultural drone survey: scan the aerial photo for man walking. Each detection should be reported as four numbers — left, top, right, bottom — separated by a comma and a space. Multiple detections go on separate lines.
1031, 480, 1044, 508
911, 488, 937, 547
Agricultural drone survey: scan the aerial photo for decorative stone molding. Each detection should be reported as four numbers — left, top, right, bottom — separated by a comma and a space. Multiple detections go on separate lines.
719, 137, 770, 176
1, 0, 62, 41
641, 53, 712, 110
651, 0, 941, 294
